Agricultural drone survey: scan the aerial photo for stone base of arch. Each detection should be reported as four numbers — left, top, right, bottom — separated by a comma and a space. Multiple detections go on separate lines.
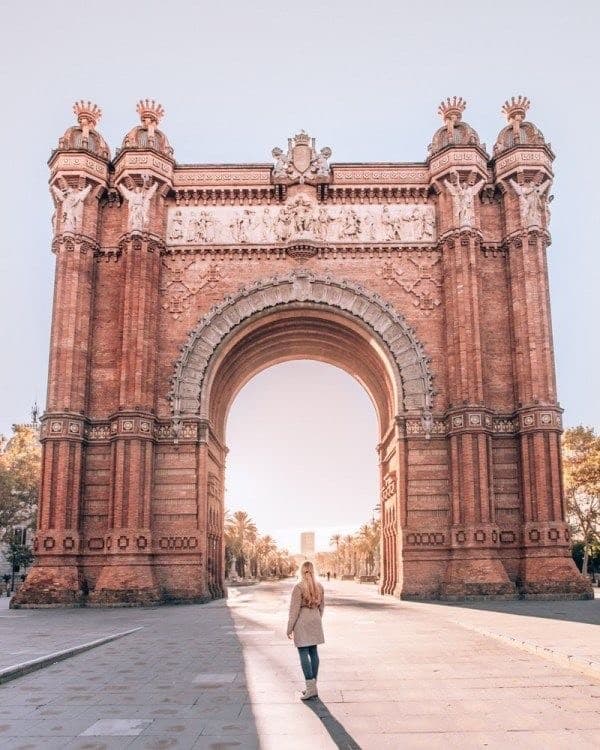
518, 554, 593, 600
87, 560, 162, 607
10, 563, 85, 608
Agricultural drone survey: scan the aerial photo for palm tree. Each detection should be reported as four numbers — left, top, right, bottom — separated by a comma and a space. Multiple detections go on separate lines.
224, 510, 257, 578
255, 534, 277, 578
357, 523, 379, 575
342, 534, 356, 576
330, 533, 341, 576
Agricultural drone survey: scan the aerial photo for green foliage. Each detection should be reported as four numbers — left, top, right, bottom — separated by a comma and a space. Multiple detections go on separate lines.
571, 540, 600, 573
223, 509, 295, 579
563, 426, 600, 575
0, 424, 41, 539
4, 530, 34, 572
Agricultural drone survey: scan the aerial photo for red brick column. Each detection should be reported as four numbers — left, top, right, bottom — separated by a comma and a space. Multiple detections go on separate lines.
89, 234, 163, 604
506, 232, 591, 597
440, 231, 514, 597
12, 235, 97, 606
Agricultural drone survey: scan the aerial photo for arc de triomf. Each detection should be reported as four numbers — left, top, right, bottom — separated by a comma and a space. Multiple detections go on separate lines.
13, 96, 592, 607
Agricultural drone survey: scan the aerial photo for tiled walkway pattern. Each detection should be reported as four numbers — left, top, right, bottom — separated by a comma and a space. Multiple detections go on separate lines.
0, 580, 599, 749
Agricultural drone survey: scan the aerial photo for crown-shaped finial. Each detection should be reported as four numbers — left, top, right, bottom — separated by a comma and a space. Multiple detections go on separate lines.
438, 96, 466, 135
293, 131, 311, 145
73, 100, 102, 137
136, 99, 165, 135
502, 95, 531, 135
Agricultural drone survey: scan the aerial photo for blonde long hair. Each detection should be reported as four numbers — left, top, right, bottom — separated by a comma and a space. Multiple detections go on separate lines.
299, 561, 322, 607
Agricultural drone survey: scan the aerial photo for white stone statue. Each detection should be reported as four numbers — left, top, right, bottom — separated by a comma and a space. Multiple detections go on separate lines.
118, 177, 158, 232
311, 147, 332, 177
509, 178, 550, 228
444, 173, 483, 228
51, 182, 92, 233
272, 147, 290, 179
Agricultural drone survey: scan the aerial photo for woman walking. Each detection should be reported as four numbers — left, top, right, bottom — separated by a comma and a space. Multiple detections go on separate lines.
287, 561, 325, 700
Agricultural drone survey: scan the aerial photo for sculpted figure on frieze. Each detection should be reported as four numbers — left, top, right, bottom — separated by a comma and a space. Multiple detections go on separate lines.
509, 176, 551, 228
314, 207, 334, 240
187, 210, 217, 243
229, 209, 256, 243
339, 208, 361, 239
443, 171, 483, 228
169, 209, 184, 241
118, 176, 158, 232
164, 203, 437, 246
290, 195, 315, 236
51, 181, 92, 234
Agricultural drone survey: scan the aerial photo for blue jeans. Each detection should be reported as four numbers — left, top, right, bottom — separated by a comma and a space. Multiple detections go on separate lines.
297, 645, 319, 680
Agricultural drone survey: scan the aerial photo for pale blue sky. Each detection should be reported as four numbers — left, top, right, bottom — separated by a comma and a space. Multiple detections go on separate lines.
0, 1, 597, 550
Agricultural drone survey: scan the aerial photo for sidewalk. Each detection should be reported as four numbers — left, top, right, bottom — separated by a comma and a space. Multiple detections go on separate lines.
0, 579, 598, 749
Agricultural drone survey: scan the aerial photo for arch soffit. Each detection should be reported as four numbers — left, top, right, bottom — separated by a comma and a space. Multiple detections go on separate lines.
170, 271, 434, 423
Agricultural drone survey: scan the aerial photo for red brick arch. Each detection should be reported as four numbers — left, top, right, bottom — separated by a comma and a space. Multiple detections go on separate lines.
170, 271, 435, 435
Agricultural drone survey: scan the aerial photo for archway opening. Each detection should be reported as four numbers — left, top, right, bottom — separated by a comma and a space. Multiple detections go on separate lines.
193, 301, 409, 598
225, 360, 380, 582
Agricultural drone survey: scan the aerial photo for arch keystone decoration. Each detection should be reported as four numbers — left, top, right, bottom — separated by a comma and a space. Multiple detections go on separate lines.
169, 270, 435, 422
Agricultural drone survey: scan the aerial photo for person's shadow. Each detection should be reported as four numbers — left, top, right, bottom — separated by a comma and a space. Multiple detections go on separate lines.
303, 696, 362, 749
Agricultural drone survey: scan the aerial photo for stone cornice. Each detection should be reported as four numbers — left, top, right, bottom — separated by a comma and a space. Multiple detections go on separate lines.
118, 232, 165, 254
48, 149, 109, 183
51, 233, 99, 255
161, 242, 440, 258
492, 144, 554, 182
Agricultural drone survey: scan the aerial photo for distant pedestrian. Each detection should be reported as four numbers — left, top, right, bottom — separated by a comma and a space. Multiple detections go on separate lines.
287, 561, 325, 700
326, 571, 331, 581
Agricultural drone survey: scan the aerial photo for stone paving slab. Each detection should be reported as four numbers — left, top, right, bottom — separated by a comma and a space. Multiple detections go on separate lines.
0, 579, 598, 749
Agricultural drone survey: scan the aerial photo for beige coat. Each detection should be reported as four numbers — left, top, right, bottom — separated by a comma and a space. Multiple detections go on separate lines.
287, 582, 325, 647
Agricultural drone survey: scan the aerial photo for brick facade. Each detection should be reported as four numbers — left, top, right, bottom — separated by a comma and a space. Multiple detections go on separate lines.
12, 96, 592, 607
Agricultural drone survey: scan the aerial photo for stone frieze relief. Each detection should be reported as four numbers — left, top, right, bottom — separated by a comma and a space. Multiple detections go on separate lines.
166, 198, 436, 247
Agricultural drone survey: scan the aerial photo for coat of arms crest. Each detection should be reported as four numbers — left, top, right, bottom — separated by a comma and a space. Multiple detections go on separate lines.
271, 131, 332, 185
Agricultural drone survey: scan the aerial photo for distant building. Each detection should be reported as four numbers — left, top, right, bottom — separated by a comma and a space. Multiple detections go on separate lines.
300, 532, 315, 556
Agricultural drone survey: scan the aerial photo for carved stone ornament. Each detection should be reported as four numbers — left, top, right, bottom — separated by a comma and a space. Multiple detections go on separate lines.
118, 175, 158, 232
160, 258, 223, 319
166, 199, 436, 246
377, 253, 442, 314
271, 131, 331, 184
170, 270, 435, 420
508, 175, 551, 228
51, 179, 92, 234
443, 171, 484, 228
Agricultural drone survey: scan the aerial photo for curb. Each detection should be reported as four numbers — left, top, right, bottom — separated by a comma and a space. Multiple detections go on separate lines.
0, 627, 143, 684
456, 623, 600, 682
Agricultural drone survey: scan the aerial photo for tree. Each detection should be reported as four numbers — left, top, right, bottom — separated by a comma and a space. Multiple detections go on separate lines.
0, 424, 41, 540
4, 530, 34, 591
563, 426, 600, 576
224, 510, 258, 578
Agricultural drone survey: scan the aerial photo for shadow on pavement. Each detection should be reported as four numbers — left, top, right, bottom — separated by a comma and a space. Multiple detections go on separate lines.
420, 595, 600, 625
303, 696, 362, 749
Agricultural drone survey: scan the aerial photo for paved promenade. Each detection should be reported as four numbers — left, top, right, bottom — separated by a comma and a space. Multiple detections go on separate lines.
0, 579, 599, 749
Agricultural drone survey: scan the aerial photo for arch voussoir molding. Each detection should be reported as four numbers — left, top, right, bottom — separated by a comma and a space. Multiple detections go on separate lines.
169, 270, 435, 422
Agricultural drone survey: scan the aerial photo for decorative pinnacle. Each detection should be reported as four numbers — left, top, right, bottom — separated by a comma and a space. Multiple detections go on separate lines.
438, 96, 466, 135
293, 130, 311, 145
73, 100, 102, 138
136, 99, 165, 135
502, 95, 531, 135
